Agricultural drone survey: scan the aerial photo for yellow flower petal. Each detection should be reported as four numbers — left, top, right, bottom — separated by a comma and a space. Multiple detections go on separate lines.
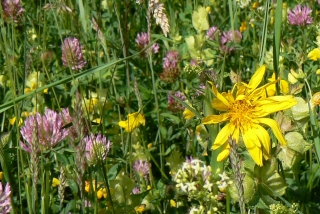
255, 125, 271, 158
257, 95, 297, 116
217, 143, 230, 162
257, 118, 287, 146
208, 81, 230, 108
308, 48, 320, 61
280, 80, 289, 95
242, 130, 263, 166
202, 113, 229, 125
247, 65, 266, 92
212, 98, 229, 111
212, 123, 236, 150
183, 108, 195, 120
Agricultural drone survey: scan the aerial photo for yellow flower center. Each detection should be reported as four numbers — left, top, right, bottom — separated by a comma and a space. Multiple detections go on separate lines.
228, 100, 254, 128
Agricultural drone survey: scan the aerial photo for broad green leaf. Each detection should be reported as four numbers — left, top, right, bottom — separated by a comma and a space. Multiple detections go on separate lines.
255, 158, 287, 197
291, 97, 309, 121
107, 163, 122, 180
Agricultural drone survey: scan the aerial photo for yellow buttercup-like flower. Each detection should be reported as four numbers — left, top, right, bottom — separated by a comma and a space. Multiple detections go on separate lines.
266, 73, 289, 96
202, 65, 297, 166
119, 111, 145, 132
308, 48, 320, 61
52, 178, 60, 187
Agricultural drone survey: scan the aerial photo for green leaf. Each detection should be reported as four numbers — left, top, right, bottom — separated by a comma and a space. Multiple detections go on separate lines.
107, 163, 122, 180
291, 97, 310, 121
68, 180, 78, 194
255, 158, 287, 197
160, 113, 180, 124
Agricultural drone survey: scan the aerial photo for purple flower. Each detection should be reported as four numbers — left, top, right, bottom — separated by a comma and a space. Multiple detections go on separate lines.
168, 91, 186, 112
159, 50, 180, 82
84, 133, 111, 165
288, 5, 313, 26
135, 32, 159, 57
319, 0, 320, 6
1, 0, 24, 22
133, 160, 150, 178
0, 183, 12, 213
131, 187, 140, 195
20, 108, 70, 153
220, 30, 242, 52
61, 37, 86, 70
206, 26, 220, 40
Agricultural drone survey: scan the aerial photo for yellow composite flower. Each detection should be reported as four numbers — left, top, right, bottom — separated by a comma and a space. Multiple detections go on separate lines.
202, 65, 297, 166
266, 73, 289, 96
118, 111, 145, 132
308, 48, 320, 61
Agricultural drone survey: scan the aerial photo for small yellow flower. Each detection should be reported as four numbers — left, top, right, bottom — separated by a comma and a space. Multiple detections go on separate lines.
147, 143, 153, 149
147, 185, 151, 190
311, 92, 320, 108
0, 172, 3, 180
239, 21, 247, 32
202, 65, 297, 166
52, 178, 60, 187
308, 48, 320, 61
206, 6, 211, 14
266, 73, 289, 96
251, 2, 259, 10
85, 180, 94, 192
317, 69, 320, 75
135, 204, 146, 213
92, 118, 101, 124
170, 199, 176, 207
9, 117, 23, 126
118, 111, 145, 132
21, 111, 33, 117
183, 108, 195, 120
97, 188, 103, 199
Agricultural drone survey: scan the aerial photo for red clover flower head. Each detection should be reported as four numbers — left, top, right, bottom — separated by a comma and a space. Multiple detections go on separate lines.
20, 108, 70, 153
135, 32, 159, 57
0, 183, 12, 213
133, 160, 150, 178
167, 91, 186, 113
220, 30, 242, 52
206, 26, 219, 40
61, 37, 86, 70
160, 50, 180, 82
288, 4, 313, 26
1, 0, 24, 22
84, 133, 111, 165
